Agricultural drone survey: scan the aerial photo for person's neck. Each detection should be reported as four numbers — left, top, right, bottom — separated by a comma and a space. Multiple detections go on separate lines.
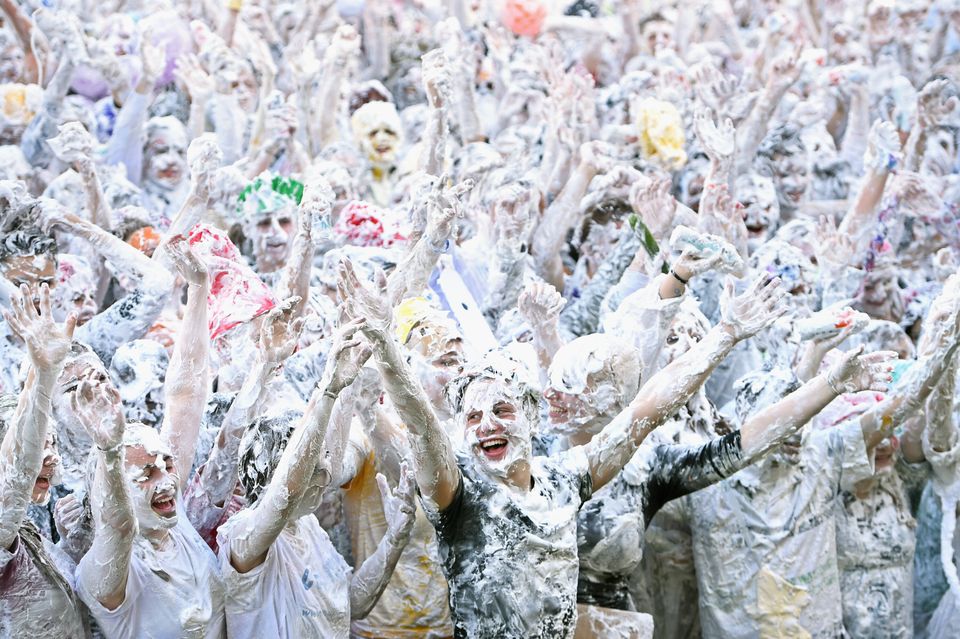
143, 526, 172, 549
492, 461, 533, 494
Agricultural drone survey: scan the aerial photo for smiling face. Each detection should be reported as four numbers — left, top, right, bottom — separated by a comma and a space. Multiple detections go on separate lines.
50, 255, 98, 326
32, 432, 60, 505
0, 42, 24, 83
244, 208, 296, 273
123, 425, 179, 534
460, 379, 534, 482
143, 119, 188, 192
351, 101, 404, 169
736, 173, 780, 250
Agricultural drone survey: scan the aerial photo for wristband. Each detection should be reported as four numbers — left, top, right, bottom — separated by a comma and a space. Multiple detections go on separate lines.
669, 269, 689, 285
323, 388, 339, 400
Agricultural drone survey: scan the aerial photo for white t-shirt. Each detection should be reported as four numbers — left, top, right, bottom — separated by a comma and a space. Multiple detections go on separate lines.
78, 517, 226, 639
217, 512, 352, 639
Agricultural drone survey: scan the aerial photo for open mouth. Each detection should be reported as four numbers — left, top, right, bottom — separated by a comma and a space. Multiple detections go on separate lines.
35, 477, 51, 490
157, 166, 181, 181
478, 437, 508, 461
548, 405, 568, 422
152, 494, 176, 516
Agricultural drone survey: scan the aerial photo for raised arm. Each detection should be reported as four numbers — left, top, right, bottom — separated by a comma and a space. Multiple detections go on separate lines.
159, 237, 211, 490
350, 463, 416, 618
200, 297, 303, 509
837, 120, 901, 253
72, 375, 133, 611
518, 281, 566, 380
860, 279, 960, 450
275, 180, 333, 318
0, 284, 75, 551
46, 122, 111, 231
733, 45, 803, 177
584, 275, 787, 489
45, 210, 175, 362
741, 347, 895, 463
229, 321, 371, 573
387, 178, 470, 306
338, 259, 461, 511
419, 50, 451, 176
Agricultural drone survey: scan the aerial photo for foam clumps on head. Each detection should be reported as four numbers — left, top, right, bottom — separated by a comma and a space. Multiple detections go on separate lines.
445, 349, 540, 422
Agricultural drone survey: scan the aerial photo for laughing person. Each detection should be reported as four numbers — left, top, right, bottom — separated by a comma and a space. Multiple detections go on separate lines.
338, 256, 788, 639
74, 237, 226, 638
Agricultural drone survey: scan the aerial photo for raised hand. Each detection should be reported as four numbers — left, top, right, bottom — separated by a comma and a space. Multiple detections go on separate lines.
377, 462, 416, 542
70, 373, 126, 451
767, 43, 804, 91
691, 60, 738, 115
671, 242, 726, 282
917, 79, 958, 129
187, 136, 223, 201
54, 493, 85, 543
518, 281, 565, 325
259, 296, 305, 365
138, 42, 167, 91
814, 215, 858, 272
422, 49, 452, 110
165, 234, 209, 287
578, 140, 618, 174
336, 259, 392, 334
174, 54, 215, 102
3, 284, 77, 373
629, 177, 676, 241
693, 107, 735, 163
826, 346, 897, 394
719, 275, 789, 340
494, 182, 535, 243
863, 120, 902, 173
47, 121, 96, 168
425, 176, 472, 248
324, 318, 374, 395
324, 24, 361, 67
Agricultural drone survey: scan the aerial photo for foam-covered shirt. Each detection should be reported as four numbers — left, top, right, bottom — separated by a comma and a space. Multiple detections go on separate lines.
428, 449, 593, 639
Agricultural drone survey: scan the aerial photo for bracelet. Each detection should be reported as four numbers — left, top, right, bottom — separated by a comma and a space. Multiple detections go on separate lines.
323, 388, 339, 400
97, 443, 122, 454
826, 374, 843, 395
669, 269, 689, 285
430, 238, 451, 255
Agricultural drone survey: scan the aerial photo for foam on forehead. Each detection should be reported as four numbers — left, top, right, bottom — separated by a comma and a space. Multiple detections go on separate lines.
145, 116, 188, 148
123, 422, 171, 457
446, 349, 539, 419
548, 333, 641, 399
350, 100, 402, 138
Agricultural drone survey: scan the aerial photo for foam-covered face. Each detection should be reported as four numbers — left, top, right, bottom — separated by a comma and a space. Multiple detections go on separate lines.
210, 53, 258, 111
921, 128, 958, 176
32, 433, 60, 505
736, 173, 779, 249
658, 312, 706, 369
0, 43, 24, 83
110, 341, 169, 427
124, 431, 179, 534
102, 14, 138, 56
245, 209, 296, 272
0, 253, 57, 288
676, 154, 708, 211
51, 256, 98, 325
351, 102, 403, 168
44, 171, 88, 217
460, 379, 533, 481
771, 153, 809, 212
642, 19, 674, 54
144, 122, 188, 192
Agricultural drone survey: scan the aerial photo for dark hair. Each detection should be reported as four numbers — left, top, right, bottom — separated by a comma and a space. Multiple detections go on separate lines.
0, 214, 57, 265
237, 410, 303, 505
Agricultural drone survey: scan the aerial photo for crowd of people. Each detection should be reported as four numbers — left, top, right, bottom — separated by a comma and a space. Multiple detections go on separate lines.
0, 0, 959, 637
